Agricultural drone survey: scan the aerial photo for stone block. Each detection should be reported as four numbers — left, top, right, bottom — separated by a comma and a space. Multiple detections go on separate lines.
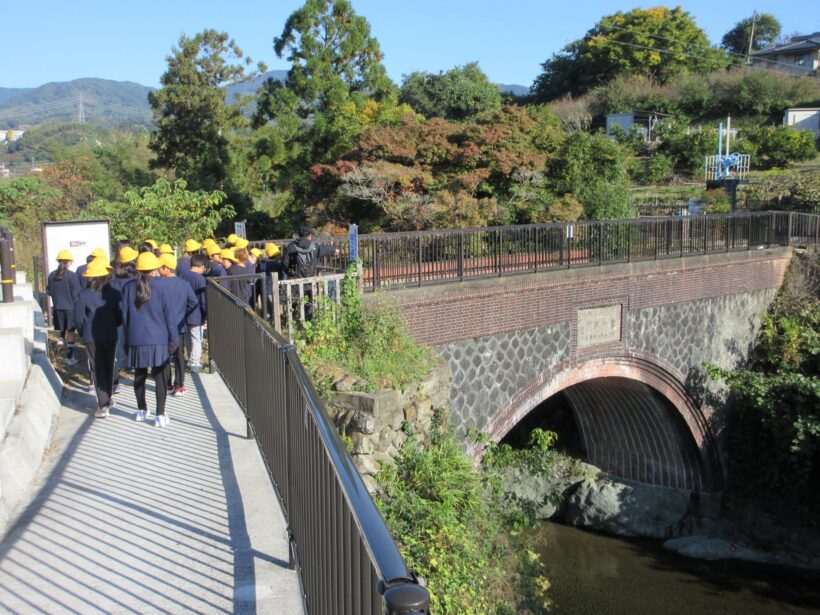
13, 283, 33, 302
0, 302, 35, 353
0, 327, 26, 391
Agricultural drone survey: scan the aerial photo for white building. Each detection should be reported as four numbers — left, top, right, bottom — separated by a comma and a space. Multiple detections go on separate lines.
0, 130, 25, 143
783, 108, 820, 139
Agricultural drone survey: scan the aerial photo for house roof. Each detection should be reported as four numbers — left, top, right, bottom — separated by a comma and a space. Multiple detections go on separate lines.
751, 33, 820, 58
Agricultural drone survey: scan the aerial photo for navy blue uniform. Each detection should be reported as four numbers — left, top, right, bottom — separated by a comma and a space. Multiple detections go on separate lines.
176, 256, 192, 276
47, 268, 81, 331
179, 270, 207, 326
155, 276, 196, 390
121, 276, 178, 415
76, 263, 90, 289
74, 284, 122, 409
207, 261, 227, 278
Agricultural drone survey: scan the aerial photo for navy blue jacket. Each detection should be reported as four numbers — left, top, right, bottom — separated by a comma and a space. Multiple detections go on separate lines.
121, 277, 179, 347
261, 258, 284, 295
154, 276, 197, 334
207, 261, 227, 278
73, 285, 122, 344
76, 263, 90, 289
227, 262, 254, 304
47, 269, 80, 310
176, 256, 192, 276
110, 272, 135, 294
179, 270, 207, 326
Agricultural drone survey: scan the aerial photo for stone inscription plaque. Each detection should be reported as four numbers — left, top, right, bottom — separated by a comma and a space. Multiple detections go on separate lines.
577, 304, 622, 348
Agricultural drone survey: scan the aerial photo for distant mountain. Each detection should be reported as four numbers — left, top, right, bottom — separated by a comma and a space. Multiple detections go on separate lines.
0, 78, 153, 129
227, 70, 288, 100
498, 83, 530, 97
0, 87, 33, 105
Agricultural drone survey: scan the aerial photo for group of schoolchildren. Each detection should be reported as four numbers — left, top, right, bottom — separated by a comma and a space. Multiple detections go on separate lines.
46, 237, 232, 427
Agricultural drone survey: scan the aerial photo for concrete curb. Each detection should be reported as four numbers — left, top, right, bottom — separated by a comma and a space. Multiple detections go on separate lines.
0, 354, 62, 531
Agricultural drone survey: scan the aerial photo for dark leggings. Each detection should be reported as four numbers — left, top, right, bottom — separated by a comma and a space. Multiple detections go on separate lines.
167, 342, 185, 389
86, 342, 116, 409
134, 364, 170, 415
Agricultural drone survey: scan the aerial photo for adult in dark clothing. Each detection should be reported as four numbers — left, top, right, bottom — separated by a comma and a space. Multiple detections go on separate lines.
180, 254, 208, 372
157, 253, 197, 397
284, 226, 339, 320
121, 252, 178, 427
74, 259, 122, 418
47, 249, 81, 364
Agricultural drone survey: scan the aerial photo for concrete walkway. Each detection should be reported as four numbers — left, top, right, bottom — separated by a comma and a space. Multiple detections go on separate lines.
0, 370, 304, 615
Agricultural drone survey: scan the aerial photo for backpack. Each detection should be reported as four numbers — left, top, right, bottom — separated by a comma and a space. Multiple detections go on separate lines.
288, 241, 317, 278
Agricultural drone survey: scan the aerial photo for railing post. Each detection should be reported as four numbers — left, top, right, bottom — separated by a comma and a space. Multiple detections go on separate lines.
679, 218, 684, 258
626, 222, 631, 262
281, 344, 297, 571
457, 231, 464, 281
417, 235, 422, 287
383, 583, 430, 615
748, 215, 752, 250
597, 222, 603, 265
787, 212, 794, 246
0, 229, 14, 304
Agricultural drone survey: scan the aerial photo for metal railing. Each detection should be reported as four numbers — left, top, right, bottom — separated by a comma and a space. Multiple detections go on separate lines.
296, 211, 815, 291
206, 280, 430, 615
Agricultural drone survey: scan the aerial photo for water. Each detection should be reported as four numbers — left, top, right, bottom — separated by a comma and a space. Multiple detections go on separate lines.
530, 521, 820, 614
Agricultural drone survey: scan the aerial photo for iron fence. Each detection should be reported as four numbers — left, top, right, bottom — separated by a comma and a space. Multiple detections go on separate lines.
207, 280, 430, 615
257, 212, 818, 292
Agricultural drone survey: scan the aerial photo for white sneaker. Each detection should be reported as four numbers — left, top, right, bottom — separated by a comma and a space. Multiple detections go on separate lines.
65, 357, 78, 366
94, 406, 109, 419
135, 410, 146, 422
162, 414, 170, 427
154, 414, 169, 428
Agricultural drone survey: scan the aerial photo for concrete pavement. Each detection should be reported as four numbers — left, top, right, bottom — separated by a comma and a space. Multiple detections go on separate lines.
0, 370, 304, 615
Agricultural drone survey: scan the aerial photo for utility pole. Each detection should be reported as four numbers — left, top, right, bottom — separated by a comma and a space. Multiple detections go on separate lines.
747, 11, 757, 64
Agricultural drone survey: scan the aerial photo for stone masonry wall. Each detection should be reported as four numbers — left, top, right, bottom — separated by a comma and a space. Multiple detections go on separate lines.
438, 324, 570, 437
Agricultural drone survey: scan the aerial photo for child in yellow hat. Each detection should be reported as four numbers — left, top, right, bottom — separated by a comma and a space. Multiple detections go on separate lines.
47, 250, 81, 364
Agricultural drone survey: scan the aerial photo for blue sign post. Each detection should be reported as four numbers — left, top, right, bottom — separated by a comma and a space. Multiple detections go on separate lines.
348, 224, 359, 261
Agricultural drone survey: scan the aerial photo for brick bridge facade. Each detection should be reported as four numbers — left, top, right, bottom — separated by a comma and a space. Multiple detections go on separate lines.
385, 247, 793, 493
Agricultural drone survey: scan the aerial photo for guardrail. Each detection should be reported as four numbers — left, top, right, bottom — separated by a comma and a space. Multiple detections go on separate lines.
206, 280, 430, 615
259, 211, 818, 291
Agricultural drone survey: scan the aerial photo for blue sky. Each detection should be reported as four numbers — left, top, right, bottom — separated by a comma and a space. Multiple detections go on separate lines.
2, 1, 817, 89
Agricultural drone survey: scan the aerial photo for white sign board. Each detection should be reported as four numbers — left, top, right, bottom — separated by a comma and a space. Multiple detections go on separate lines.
234, 221, 247, 239
42, 220, 111, 272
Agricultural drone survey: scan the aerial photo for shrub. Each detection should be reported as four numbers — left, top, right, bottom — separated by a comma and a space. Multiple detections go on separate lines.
743, 126, 818, 169
297, 263, 435, 391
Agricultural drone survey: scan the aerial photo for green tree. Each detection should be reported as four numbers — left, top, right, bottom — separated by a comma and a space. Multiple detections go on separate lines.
85, 178, 233, 245
532, 6, 727, 101
254, 0, 394, 123
721, 13, 781, 56
399, 62, 502, 121
149, 29, 263, 191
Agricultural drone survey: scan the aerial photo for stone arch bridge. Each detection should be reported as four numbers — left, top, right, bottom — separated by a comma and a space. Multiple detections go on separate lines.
385, 247, 793, 494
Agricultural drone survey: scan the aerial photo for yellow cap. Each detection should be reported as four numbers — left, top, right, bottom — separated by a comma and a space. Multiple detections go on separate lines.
250, 248, 263, 258
184, 239, 202, 252
90, 247, 107, 258
56, 249, 73, 261
265, 243, 281, 258
144, 239, 158, 249
202, 238, 217, 248
226, 233, 238, 245
159, 244, 174, 255
136, 252, 161, 271
118, 246, 139, 263
234, 237, 249, 249
220, 248, 238, 263
206, 244, 221, 256
83, 258, 112, 277
159, 253, 178, 270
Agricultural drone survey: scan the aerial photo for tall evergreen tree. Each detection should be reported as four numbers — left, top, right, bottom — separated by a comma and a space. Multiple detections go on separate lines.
149, 29, 263, 191
721, 13, 782, 57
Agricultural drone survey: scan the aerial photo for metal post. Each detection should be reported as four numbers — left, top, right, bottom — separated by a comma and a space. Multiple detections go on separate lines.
457, 231, 464, 281
0, 234, 13, 304
383, 583, 430, 615
417, 235, 422, 287
787, 212, 794, 246
597, 222, 603, 265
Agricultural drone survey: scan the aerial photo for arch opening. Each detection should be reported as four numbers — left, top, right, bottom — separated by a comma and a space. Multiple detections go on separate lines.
501, 377, 708, 491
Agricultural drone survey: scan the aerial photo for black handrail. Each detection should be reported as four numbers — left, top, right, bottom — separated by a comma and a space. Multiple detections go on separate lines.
256, 211, 819, 292
206, 279, 430, 615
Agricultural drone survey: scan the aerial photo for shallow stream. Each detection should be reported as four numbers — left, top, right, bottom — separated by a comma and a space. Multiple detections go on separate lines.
530, 521, 820, 614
